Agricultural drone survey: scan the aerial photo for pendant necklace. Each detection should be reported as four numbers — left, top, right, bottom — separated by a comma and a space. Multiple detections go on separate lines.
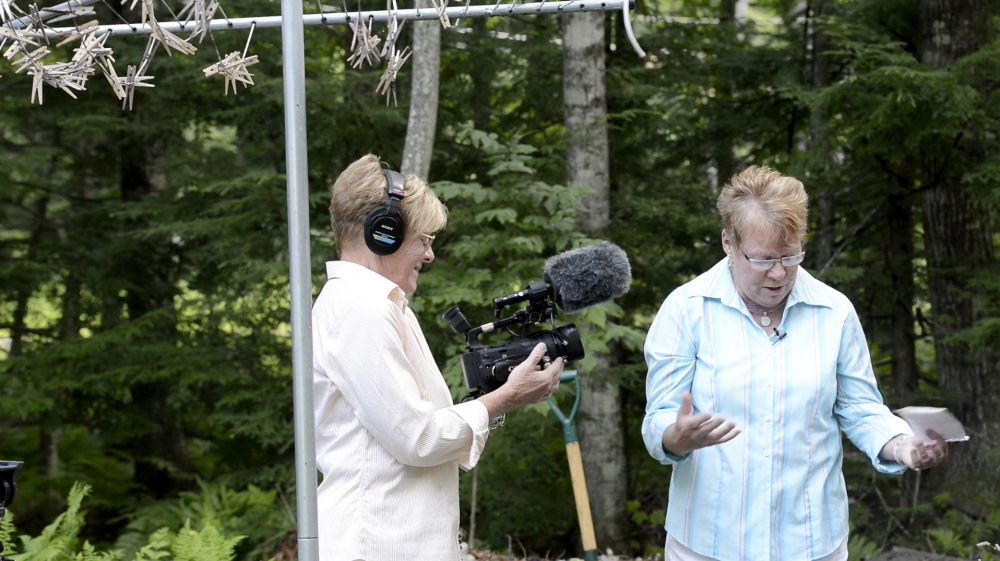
746, 298, 787, 329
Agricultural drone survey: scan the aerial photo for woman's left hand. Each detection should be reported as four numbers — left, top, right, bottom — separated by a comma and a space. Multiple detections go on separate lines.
894, 430, 949, 471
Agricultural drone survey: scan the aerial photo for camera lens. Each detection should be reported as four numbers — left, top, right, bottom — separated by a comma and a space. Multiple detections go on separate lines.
554, 324, 585, 361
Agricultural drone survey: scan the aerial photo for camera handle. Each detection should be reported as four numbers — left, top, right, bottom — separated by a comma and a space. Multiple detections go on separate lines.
547, 372, 598, 561
462, 309, 542, 352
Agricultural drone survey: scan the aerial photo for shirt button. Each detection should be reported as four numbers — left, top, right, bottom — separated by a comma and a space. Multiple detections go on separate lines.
765, 380, 772, 387
764, 451, 771, 457
764, 416, 772, 422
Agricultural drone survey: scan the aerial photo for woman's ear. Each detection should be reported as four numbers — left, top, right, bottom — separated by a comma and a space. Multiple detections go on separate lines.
721, 229, 733, 256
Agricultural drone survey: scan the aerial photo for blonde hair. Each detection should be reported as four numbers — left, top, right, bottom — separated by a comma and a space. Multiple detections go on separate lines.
717, 165, 809, 250
329, 154, 448, 252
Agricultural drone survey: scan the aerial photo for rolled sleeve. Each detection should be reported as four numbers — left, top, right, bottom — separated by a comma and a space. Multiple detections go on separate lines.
448, 400, 491, 470
643, 292, 697, 466
834, 305, 913, 474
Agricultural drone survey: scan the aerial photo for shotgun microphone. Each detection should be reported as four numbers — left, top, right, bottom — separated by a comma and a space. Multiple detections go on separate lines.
491, 241, 633, 316
543, 241, 633, 314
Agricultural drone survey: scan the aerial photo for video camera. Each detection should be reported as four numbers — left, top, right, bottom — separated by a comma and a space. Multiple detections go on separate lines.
442, 242, 631, 394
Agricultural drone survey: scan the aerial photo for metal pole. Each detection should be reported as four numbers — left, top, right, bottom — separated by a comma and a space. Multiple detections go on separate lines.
6, 0, 101, 29
278, 0, 318, 558
41, 0, 629, 36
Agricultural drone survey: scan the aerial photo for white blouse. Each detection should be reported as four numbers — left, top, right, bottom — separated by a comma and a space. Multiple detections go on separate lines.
313, 261, 490, 561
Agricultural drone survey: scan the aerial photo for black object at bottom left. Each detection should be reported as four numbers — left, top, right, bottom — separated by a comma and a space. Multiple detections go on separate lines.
1, 460, 23, 561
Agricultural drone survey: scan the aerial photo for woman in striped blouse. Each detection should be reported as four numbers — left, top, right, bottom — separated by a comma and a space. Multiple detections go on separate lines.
642, 165, 948, 561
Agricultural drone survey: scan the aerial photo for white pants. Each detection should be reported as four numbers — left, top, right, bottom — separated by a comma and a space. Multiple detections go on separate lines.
665, 534, 848, 561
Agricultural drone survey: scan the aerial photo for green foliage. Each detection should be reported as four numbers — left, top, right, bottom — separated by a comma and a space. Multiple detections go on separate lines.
459, 405, 575, 553
1, 509, 17, 557
114, 480, 287, 561
158, 522, 244, 561
847, 534, 881, 561
132, 529, 173, 561
16, 482, 92, 561
625, 500, 666, 557
3, 483, 252, 561
927, 528, 972, 558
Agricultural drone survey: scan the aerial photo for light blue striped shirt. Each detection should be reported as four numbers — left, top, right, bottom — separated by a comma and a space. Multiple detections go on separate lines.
642, 258, 912, 561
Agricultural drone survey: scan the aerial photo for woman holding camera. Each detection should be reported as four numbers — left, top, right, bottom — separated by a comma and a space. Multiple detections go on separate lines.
313, 154, 564, 561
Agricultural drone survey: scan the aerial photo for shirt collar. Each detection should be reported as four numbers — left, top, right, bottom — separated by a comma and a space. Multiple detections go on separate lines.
692, 257, 834, 310
325, 260, 409, 310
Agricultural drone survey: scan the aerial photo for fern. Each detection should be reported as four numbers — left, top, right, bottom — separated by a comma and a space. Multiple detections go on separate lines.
6, 483, 249, 561
114, 479, 282, 561
1, 508, 16, 557
847, 534, 882, 561
928, 528, 972, 557
16, 482, 91, 561
73, 542, 121, 561
170, 521, 244, 561
132, 528, 173, 561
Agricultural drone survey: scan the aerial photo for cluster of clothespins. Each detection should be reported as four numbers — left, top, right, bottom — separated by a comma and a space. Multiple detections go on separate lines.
0, 0, 259, 107
0, 0, 474, 108
341, 0, 414, 105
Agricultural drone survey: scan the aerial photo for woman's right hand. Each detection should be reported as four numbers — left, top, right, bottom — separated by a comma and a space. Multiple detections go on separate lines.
662, 392, 741, 456
479, 343, 564, 418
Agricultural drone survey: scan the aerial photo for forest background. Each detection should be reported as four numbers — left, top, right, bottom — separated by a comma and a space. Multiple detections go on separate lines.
2, 0, 1000, 559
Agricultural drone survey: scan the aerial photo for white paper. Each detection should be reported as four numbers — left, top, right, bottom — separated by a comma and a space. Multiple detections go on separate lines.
895, 406, 970, 443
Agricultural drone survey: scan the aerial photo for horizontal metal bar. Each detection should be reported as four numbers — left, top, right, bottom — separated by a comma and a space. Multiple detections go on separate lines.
7, 0, 101, 29
39, 0, 627, 37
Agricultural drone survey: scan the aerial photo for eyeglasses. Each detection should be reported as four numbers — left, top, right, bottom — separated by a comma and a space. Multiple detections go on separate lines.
418, 233, 435, 251
744, 251, 806, 271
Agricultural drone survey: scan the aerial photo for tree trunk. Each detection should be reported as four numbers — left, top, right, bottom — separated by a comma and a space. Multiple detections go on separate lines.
562, 11, 628, 555
9, 194, 50, 359
886, 192, 918, 398
807, 0, 836, 272
119, 128, 194, 497
401, 0, 440, 180
564, 12, 610, 233
710, 0, 739, 191
919, 0, 999, 510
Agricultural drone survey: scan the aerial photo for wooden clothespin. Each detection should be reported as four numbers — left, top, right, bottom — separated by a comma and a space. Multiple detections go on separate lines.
56, 19, 99, 47
118, 62, 154, 109
347, 5, 380, 68
376, 44, 410, 106
379, 0, 405, 58
177, 0, 220, 43
1, 0, 22, 25
45, 2, 96, 23
202, 22, 258, 94
430, 0, 450, 28
12, 44, 49, 73
26, 4, 53, 44
101, 58, 125, 100
114, 36, 156, 109
141, 5, 196, 57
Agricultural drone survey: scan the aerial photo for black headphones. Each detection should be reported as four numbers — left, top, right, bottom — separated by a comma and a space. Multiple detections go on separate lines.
363, 169, 407, 256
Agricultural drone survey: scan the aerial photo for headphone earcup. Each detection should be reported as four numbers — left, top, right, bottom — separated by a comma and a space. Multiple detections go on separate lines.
364, 205, 405, 256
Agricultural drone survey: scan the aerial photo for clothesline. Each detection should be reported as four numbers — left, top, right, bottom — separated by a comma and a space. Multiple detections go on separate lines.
32, 0, 640, 52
